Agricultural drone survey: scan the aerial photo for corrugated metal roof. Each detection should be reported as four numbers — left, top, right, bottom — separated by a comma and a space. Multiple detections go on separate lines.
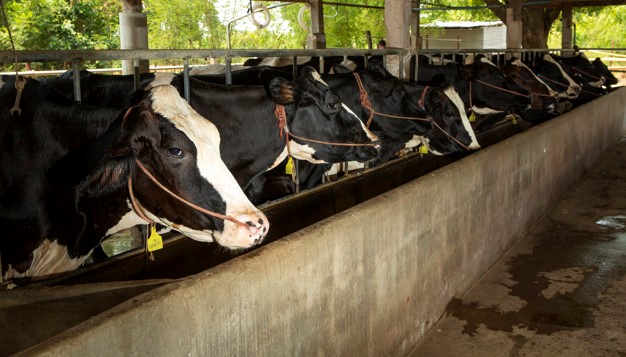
422, 21, 504, 29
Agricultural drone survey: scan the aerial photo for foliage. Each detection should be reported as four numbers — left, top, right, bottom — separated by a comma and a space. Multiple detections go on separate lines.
1, 0, 626, 71
1, 0, 121, 70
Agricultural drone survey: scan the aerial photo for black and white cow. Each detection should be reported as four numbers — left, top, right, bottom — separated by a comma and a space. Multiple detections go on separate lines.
150, 66, 380, 191
591, 57, 619, 89
0, 76, 269, 280
528, 54, 581, 100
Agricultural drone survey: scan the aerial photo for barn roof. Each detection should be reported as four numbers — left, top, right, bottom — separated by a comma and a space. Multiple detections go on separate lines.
422, 21, 505, 29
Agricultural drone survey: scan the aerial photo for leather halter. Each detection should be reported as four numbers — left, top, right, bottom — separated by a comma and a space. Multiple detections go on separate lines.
352, 72, 431, 128
274, 104, 379, 150
128, 159, 250, 227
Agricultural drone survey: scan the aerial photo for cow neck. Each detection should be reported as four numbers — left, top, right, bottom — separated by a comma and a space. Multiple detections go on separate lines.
352, 72, 430, 129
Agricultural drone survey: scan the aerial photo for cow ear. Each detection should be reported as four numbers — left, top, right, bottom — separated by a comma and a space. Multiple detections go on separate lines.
269, 77, 297, 105
331, 63, 353, 74
366, 61, 394, 79
77, 144, 135, 197
77, 106, 154, 197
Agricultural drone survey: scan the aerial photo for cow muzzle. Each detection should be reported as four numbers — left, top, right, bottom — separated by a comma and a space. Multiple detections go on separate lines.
219, 210, 270, 249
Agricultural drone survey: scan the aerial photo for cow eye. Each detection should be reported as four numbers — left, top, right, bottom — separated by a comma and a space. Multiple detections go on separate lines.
446, 111, 456, 119
166, 147, 184, 158
328, 101, 339, 111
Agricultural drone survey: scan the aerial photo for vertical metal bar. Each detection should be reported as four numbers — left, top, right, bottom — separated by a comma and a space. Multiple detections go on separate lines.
226, 57, 232, 85
294, 159, 300, 193
292, 56, 297, 79
319, 56, 325, 74
133, 59, 140, 91
414, 53, 419, 82
72, 61, 81, 103
183, 58, 190, 102
398, 52, 404, 79
364, 55, 368, 68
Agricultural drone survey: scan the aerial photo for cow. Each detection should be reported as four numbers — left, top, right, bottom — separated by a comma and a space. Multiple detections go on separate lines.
242, 61, 480, 203
591, 57, 619, 89
149, 66, 380, 192
0, 75, 269, 280
556, 52, 606, 88
500, 58, 559, 114
527, 53, 581, 100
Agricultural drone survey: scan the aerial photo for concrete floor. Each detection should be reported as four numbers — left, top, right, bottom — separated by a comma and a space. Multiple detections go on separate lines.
409, 137, 626, 357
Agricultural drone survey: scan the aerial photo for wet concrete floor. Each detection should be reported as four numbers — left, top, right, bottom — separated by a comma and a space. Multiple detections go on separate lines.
409, 137, 626, 357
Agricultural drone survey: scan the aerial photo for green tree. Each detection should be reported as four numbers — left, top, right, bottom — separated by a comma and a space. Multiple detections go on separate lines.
1, 0, 120, 70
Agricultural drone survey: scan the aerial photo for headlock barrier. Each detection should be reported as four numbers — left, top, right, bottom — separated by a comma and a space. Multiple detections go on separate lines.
11, 87, 626, 355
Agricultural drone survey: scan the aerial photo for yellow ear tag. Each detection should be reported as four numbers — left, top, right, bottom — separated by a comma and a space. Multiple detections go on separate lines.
285, 157, 294, 175
419, 146, 428, 155
469, 111, 476, 122
147, 226, 163, 252
510, 115, 518, 125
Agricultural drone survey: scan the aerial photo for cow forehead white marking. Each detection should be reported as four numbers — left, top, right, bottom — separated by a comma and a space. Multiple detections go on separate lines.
310, 70, 330, 86
464, 54, 475, 65
0, 76, 5, 88
544, 54, 579, 89
267, 147, 289, 171
146, 72, 176, 89
443, 86, 480, 150
148, 85, 259, 233
342, 103, 379, 143
480, 57, 497, 67
512, 59, 554, 93
5, 239, 91, 280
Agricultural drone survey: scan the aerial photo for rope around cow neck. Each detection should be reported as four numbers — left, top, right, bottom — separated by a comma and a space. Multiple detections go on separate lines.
352, 72, 430, 128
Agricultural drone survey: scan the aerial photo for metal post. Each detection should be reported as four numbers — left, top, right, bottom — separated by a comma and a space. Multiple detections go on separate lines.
292, 56, 298, 79
72, 61, 81, 103
183, 58, 190, 102
133, 59, 140, 91
226, 57, 232, 85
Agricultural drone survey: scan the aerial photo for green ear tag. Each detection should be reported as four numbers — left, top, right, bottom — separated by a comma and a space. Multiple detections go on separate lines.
419, 146, 428, 155
469, 111, 476, 122
147, 226, 163, 252
285, 157, 294, 175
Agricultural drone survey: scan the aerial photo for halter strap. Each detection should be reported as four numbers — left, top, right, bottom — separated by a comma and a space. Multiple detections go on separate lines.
352, 72, 430, 128
129, 160, 250, 227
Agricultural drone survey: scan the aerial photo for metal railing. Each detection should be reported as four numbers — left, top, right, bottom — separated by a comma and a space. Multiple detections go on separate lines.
1, 47, 623, 101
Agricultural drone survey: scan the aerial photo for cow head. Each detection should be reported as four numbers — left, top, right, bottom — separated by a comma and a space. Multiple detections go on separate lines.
592, 57, 618, 87
269, 66, 380, 164
412, 82, 480, 155
461, 54, 532, 114
77, 85, 269, 249
558, 52, 606, 88
534, 54, 582, 99
502, 58, 559, 114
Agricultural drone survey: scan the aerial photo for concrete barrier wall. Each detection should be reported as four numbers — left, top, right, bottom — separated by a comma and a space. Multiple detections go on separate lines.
21, 88, 626, 356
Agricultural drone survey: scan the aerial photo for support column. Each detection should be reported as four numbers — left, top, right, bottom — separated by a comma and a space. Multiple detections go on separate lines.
120, 0, 149, 74
307, 0, 326, 49
385, 0, 411, 48
506, 0, 522, 58
410, 0, 421, 49
562, 4, 574, 55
